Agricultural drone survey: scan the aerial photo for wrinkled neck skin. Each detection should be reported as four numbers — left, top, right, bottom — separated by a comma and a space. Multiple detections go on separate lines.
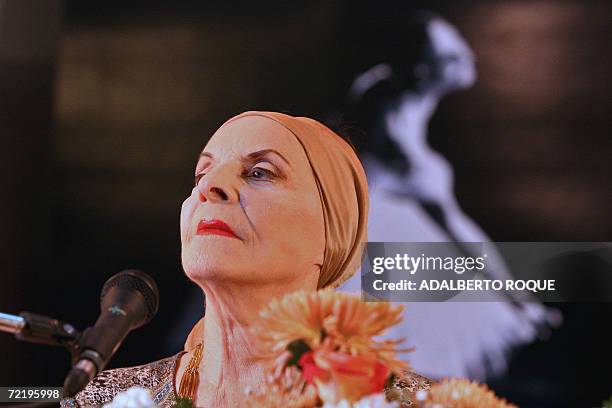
182, 273, 319, 407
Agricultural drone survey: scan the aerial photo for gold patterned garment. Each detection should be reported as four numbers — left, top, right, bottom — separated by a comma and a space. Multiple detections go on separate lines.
60, 354, 432, 408
60, 353, 185, 408
386, 370, 433, 407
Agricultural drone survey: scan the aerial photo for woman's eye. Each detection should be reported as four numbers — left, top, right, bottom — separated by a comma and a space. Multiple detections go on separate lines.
246, 167, 274, 180
194, 172, 206, 186
194, 163, 276, 185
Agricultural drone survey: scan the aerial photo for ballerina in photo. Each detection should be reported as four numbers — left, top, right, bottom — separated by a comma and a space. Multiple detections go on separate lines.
336, 12, 558, 380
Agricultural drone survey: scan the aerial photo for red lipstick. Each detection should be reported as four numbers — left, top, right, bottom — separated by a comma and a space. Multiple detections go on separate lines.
196, 219, 240, 239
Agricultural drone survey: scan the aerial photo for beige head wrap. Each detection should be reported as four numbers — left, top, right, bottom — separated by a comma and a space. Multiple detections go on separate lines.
184, 111, 369, 350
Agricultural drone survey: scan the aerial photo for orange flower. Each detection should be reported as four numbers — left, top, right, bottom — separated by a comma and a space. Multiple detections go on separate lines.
244, 365, 319, 408
252, 289, 411, 376
417, 378, 517, 408
298, 351, 329, 384
299, 348, 391, 404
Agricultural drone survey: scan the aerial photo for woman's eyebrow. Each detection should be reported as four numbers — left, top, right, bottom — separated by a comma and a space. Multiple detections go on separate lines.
198, 149, 291, 167
245, 149, 291, 167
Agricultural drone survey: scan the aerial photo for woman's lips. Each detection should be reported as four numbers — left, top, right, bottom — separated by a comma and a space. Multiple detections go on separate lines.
196, 219, 240, 239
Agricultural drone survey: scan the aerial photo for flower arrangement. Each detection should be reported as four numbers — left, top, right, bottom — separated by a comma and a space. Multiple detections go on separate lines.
102, 289, 519, 408
101, 387, 155, 408
247, 288, 411, 407
414, 378, 517, 408
100, 387, 195, 408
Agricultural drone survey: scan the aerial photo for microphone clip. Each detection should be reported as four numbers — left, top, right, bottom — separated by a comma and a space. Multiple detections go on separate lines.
15, 311, 82, 353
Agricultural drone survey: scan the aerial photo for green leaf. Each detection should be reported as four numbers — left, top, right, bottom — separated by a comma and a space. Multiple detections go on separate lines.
286, 339, 312, 367
171, 396, 196, 408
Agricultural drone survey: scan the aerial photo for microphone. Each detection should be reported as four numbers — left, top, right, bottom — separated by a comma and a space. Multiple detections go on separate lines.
63, 269, 159, 398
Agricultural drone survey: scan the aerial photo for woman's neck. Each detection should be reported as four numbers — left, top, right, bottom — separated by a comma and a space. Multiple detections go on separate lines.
385, 91, 439, 163
199, 283, 272, 387
364, 91, 456, 200
187, 275, 318, 406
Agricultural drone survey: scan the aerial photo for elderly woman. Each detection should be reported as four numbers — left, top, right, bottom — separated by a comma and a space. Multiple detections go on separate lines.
61, 111, 430, 408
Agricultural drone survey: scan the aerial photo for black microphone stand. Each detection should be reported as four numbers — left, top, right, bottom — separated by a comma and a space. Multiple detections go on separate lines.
1, 312, 83, 359
0, 312, 89, 403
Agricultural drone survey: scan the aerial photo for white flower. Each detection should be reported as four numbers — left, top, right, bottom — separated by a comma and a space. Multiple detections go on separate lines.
322, 393, 399, 408
102, 386, 157, 408
323, 400, 351, 408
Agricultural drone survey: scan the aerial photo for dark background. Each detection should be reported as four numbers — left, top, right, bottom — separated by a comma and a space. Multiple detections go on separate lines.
1, 0, 610, 406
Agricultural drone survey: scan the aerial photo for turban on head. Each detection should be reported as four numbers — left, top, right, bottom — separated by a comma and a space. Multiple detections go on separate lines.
184, 111, 369, 350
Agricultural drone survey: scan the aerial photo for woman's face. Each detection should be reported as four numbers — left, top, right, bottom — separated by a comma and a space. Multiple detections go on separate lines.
427, 18, 477, 91
180, 116, 325, 289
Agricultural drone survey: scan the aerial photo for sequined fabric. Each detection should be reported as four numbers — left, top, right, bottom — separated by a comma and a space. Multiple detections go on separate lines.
60, 353, 431, 407
385, 370, 434, 407
60, 353, 184, 408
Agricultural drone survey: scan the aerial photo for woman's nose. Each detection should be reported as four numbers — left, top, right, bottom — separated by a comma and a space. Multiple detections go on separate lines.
196, 167, 238, 204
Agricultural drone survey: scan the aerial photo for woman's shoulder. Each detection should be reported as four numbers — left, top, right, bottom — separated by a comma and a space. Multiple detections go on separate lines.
385, 369, 435, 407
60, 353, 184, 408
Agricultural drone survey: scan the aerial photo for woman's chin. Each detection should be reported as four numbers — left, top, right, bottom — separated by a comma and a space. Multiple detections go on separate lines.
183, 236, 241, 259
181, 248, 246, 284
183, 262, 236, 284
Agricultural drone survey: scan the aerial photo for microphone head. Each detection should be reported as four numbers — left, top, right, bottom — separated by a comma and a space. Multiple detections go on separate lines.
100, 270, 159, 325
